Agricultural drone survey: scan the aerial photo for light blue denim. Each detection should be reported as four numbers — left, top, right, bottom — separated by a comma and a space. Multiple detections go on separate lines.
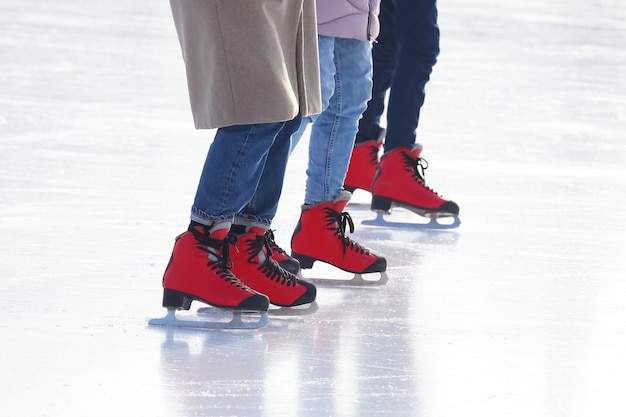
191, 115, 302, 227
291, 35, 373, 205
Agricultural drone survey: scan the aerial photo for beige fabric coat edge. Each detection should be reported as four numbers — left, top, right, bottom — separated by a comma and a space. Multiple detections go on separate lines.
170, 0, 322, 129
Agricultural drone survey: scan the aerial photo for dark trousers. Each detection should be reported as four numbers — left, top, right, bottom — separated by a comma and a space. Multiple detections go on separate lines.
356, 0, 440, 151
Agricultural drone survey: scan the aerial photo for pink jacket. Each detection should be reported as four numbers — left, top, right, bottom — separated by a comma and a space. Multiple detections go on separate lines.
316, 0, 380, 42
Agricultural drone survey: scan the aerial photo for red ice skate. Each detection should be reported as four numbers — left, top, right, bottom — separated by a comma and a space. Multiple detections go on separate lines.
291, 191, 387, 280
371, 144, 459, 219
150, 222, 270, 329
343, 130, 385, 193
230, 227, 316, 307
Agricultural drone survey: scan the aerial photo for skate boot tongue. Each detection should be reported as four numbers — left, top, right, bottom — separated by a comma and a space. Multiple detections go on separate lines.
208, 222, 232, 240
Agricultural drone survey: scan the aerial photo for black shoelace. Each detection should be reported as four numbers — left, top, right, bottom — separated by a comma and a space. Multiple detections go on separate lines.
323, 208, 370, 257
265, 229, 288, 256
243, 233, 297, 287
401, 152, 440, 195
188, 226, 247, 288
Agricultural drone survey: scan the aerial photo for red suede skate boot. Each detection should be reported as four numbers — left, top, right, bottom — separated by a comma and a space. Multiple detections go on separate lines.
371, 144, 460, 218
343, 130, 385, 193
229, 226, 316, 307
291, 191, 387, 274
161, 221, 269, 312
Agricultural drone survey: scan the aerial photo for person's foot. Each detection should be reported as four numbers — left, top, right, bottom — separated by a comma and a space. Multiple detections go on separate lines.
344, 129, 385, 193
291, 191, 387, 274
371, 144, 460, 218
161, 222, 269, 312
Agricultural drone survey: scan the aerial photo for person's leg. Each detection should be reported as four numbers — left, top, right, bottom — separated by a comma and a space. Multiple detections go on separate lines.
384, 0, 440, 151
288, 33, 336, 155
237, 114, 303, 227
191, 121, 288, 225
369, 0, 459, 219
292, 38, 386, 276
304, 36, 373, 204
231, 114, 304, 274
233, 115, 304, 275
344, 0, 395, 192
186, 119, 317, 307
162, 122, 291, 314
355, 0, 397, 144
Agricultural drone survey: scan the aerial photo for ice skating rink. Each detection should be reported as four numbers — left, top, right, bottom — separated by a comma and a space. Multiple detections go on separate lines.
1, 1, 625, 416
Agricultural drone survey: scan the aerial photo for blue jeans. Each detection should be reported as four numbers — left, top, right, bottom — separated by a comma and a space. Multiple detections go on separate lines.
291, 35, 373, 204
356, 0, 440, 151
191, 115, 302, 227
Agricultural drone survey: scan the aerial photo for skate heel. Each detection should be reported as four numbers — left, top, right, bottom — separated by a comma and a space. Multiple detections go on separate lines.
291, 253, 316, 269
371, 195, 393, 213
162, 289, 193, 310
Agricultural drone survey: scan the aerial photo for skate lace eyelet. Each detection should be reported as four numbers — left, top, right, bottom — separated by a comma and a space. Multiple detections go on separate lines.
265, 229, 286, 256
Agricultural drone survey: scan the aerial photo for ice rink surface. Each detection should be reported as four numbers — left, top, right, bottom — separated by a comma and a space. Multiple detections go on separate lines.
1, 1, 625, 416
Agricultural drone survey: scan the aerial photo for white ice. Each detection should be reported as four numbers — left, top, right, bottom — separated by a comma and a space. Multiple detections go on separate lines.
1, 0, 625, 416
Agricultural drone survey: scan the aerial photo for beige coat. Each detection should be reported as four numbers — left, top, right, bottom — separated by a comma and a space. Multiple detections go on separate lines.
170, 0, 322, 129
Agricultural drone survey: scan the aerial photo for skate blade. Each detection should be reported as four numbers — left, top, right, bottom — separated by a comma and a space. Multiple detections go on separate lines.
362, 213, 461, 230
149, 308, 269, 330
302, 270, 389, 287
268, 301, 319, 317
